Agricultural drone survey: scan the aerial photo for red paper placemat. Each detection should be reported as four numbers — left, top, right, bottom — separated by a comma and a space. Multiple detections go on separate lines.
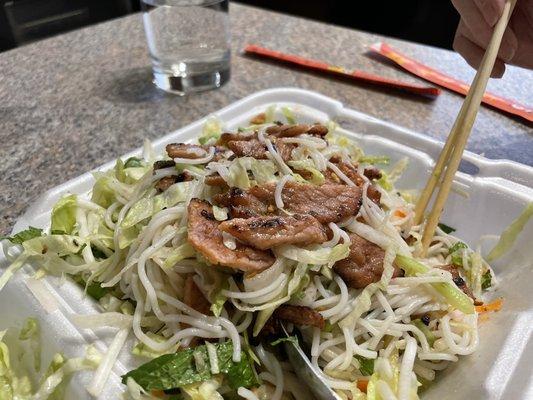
244, 44, 441, 97
370, 42, 532, 122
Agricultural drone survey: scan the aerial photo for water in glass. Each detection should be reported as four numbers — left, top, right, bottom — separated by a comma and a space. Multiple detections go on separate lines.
142, 0, 231, 94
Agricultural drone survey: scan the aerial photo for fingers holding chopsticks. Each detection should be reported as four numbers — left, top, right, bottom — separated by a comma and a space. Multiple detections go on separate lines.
452, 0, 533, 76
453, 21, 507, 77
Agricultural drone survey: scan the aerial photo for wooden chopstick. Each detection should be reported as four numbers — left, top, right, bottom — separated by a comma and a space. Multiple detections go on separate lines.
417, 0, 517, 256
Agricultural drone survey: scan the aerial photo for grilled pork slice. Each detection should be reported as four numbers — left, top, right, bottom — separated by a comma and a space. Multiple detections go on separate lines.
183, 276, 211, 316
155, 171, 193, 192
334, 233, 402, 288
187, 199, 274, 272
227, 139, 268, 159
205, 174, 227, 187
214, 187, 270, 219
325, 161, 382, 204
226, 137, 295, 161
218, 131, 258, 146
265, 123, 328, 138
214, 182, 362, 223
274, 305, 325, 329
260, 304, 326, 337
166, 143, 208, 159
219, 214, 328, 250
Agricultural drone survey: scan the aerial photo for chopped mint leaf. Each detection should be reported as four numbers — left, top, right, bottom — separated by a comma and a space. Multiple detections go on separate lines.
438, 223, 456, 234
1, 226, 43, 244
124, 157, 143, 168
481, 270, 492, 290
354, 355, 374, 376
122, 341, 258, 391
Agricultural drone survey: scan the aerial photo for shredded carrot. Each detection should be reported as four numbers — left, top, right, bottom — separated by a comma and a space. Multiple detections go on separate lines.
394, 209, 407, 218
475, 298, 503, 313
357, 379, 368, 393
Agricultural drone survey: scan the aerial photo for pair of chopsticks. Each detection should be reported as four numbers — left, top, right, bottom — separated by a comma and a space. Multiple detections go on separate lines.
415, 0, 517, 256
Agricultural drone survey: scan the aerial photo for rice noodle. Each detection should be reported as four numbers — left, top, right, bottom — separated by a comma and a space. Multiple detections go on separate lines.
173, 146, 215, 164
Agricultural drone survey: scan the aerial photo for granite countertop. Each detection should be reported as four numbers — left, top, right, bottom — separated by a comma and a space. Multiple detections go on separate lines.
0, 3, 532, 235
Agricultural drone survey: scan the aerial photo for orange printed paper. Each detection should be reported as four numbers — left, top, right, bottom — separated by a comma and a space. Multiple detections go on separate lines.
244, 44, 441, 97
370, 42, 532, 122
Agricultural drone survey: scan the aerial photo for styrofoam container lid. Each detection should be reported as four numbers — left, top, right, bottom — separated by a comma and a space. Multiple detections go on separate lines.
1, 88, 532, 399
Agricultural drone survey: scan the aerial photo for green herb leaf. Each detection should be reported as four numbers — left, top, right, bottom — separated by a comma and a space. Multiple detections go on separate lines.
73, 275, 110, 301
449, 241, 468, 266
355, 355, 374, 376
270, 336, 298, 347
438, 223, 456, 234
122, 341, 258, 391
481, 270, 492, 290
124, 157, 143, 168
1, 226, 43, 244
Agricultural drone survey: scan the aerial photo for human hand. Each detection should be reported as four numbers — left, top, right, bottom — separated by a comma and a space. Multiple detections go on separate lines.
451, 0, 533, 77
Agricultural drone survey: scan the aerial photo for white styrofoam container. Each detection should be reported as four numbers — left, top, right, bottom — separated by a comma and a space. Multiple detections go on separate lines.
1, 88, 532, 399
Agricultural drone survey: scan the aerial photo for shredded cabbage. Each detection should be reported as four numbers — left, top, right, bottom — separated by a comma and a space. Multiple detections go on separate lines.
487, 202, 533, 262
50, 195, 77, 234
121, 181, 191, 228
199, 117, 223, 145
275, 242, 349, 267
0, 318, 100, 400
287, 160, 325, 185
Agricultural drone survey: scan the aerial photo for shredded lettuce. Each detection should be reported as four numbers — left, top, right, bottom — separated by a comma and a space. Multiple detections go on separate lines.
122, 341, 258, 391
50, 195, 77, 235
227, 159, 250, 189
121, 182, 192, 228
252, 263, 309, 335
0, 318, 100, 400
199, 117, 223, 145
210, 284, 228, 318
19, 317, 41, 372
366, 352, 402, 400
412, 319, 436, 347
487, 202, 533, 262
226, 158, 279, 189
376, 172, 393, 191
276, 242, 349, 267
1, 226, 43, 245
287, 160, 325, 185
395, 255, 474, 314
91, 176, 117, 208
115, 158, 151, 184
132, 333, 176, 359
359, 155, 390, 165
161, 243, 196, 269
325, 133, 364, 161
281, 106, 296, 124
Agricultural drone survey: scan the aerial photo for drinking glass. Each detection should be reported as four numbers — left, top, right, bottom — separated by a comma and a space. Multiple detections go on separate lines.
141, 0, 231, 95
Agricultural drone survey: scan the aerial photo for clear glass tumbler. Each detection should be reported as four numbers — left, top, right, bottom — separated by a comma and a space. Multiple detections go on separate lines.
141, 0, 231, 95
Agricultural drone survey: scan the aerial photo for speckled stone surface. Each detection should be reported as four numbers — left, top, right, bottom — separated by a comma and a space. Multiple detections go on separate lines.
0, 3, 532, 235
